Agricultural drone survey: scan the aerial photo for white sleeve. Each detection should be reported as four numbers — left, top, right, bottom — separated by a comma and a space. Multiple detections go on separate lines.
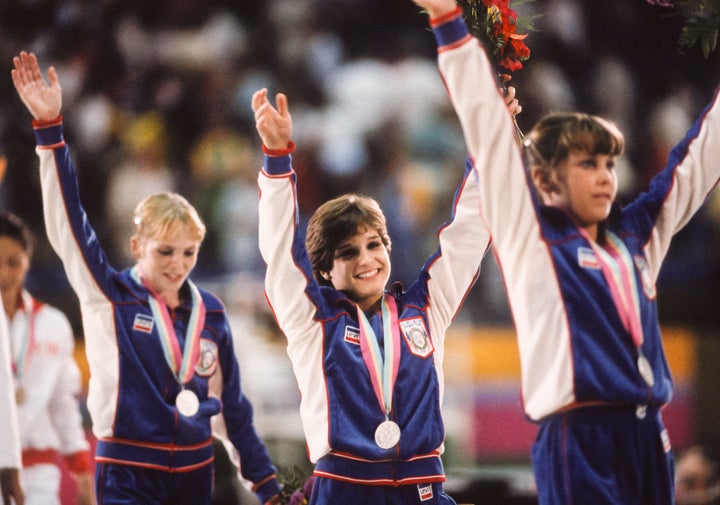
0, 310, 21, 468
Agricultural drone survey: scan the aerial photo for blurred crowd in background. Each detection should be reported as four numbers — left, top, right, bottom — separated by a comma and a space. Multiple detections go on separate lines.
3, 0, 720, 501
1, 0, 720, 332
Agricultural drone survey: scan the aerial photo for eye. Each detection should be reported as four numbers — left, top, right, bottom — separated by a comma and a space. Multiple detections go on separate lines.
335, 246, 357, 260
368, 240, 383, 250
183, 249, 197, 257
158, 248, 173, 256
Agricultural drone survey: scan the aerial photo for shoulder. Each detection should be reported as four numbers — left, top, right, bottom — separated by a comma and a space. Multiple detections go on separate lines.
197, 286, 226, 313
31, 299, 75, 349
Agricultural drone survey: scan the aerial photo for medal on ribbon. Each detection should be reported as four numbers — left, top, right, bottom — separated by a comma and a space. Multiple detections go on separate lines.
11, 293, 38, 405
132, 267, 206, 416
357, 294, 402, 449
586, 231, 654, 387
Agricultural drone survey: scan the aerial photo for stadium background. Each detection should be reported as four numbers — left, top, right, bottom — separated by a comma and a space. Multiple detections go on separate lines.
1, 0, 720, 503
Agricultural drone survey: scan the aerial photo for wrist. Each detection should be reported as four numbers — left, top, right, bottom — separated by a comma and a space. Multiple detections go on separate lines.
32, 115, 63, 128
262, 141, 296, 157
429, 6, 463, 26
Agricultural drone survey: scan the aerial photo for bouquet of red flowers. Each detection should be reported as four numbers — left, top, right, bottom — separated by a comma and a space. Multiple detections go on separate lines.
457, 0, 537, 72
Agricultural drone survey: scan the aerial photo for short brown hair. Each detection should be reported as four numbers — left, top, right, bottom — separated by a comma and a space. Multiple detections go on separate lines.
522, 112, 625, 182
305, 194, 391, 286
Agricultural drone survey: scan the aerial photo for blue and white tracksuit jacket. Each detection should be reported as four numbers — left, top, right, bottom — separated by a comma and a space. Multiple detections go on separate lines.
258, 149, 490, 485
430, 10, 720, 421
32, 118, 280, 503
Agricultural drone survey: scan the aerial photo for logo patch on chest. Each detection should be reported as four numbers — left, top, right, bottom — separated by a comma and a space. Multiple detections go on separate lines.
344, 326, 360, 345
633, 254, 656, 299
195, 339, 218, 377
133, 314, 155, 333
577, 247, 600, 270
400, 318, 433, 358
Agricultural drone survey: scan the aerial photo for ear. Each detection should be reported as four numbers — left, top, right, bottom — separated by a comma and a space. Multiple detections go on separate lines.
320, 271, 332, 282
530, 165, 559, 200
129, 235, 142, 260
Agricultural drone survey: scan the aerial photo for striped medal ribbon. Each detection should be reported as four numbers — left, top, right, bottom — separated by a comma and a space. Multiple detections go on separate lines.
11, 294, 39, 405
585, 230, 654, 387
357, 294, 402, 449
132, 266, 206, 415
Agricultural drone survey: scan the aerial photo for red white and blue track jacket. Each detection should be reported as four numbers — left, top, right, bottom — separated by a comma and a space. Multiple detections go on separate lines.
429, 9, 720, 422
33, 118, 280, 503
258, 149, 490, 485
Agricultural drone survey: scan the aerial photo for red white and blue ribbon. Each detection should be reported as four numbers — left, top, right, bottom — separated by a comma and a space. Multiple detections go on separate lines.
357, 294, 401, 417
131, 266, 205, 385
584, 230, 644, 347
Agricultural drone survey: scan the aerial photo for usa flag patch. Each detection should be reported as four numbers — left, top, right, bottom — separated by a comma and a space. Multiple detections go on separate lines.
578, 247, 600, 269
133, 314, 154, 333
418, 484, 434, 501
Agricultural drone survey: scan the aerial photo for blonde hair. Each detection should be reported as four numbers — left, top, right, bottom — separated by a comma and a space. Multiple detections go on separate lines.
133, 193, 206, 242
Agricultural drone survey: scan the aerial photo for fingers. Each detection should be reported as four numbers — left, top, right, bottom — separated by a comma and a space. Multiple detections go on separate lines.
504, 85, 516, 104
47, 66, 59, 89
251, 88, 268, 113
275, 93, 289, 117
11, 51, 43, 89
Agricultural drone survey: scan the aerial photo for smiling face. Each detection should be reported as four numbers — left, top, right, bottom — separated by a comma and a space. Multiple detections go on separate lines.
546, 149, 618, 240
131, 225, 200, 308
326, 225, 390, 311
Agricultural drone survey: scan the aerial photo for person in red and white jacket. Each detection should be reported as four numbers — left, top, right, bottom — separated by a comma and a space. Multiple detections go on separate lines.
0, 211, 95, 505
0, 304, 24, 505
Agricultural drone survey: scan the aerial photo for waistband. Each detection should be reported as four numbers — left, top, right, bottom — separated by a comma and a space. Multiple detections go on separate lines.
22, 449, 59, 467
551, 403, 662, 424
313, 451, 445, 486
95, 437, 214, 473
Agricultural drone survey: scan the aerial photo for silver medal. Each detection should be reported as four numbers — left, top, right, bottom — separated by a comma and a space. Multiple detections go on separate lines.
637, 355, 654, 387
374, 420, 401, 449
176, 389, 199, 417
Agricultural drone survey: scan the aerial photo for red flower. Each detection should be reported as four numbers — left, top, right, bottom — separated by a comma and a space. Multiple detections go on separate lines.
459, 0, 533, 72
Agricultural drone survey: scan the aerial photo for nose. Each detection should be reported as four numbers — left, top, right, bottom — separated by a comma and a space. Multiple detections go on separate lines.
598, 163, 614, 184
168, 252, 186, 266
357, 246, 372, 265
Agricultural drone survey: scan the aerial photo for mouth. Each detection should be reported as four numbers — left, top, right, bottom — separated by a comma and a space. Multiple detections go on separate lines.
593, 193, 613, 202
355, 268, 380, 280
165, 273, 184, 283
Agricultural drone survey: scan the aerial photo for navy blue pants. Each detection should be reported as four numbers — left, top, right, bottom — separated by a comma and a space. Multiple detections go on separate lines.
531, 405, 675, 505
308, 478, 457, 505
95, 462, 214, 505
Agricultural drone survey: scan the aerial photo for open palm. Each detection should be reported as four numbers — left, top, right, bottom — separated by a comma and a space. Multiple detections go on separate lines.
11, 51, 62, 121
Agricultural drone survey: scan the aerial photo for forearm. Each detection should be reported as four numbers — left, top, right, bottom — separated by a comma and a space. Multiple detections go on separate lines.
257, 155, 318, 338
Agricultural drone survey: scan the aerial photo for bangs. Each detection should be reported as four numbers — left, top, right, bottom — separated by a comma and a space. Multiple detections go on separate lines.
564, 116, 624, 158
326, 204, 383, 246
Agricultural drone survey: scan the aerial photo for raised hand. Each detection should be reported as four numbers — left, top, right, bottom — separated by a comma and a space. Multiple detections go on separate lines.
412, 0, 458, 18
252, 88, 292, 151
11, 51, 62, 122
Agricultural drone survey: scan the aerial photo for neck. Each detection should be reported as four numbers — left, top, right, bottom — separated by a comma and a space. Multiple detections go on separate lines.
358, 294, 383, 314
158, 290, 181, 309
2, 290, 20, 320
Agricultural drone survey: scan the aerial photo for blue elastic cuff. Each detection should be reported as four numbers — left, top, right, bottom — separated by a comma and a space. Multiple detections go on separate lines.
264, 154, 292, 176
33, 122, 64, 147
433, 12, 469, 49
